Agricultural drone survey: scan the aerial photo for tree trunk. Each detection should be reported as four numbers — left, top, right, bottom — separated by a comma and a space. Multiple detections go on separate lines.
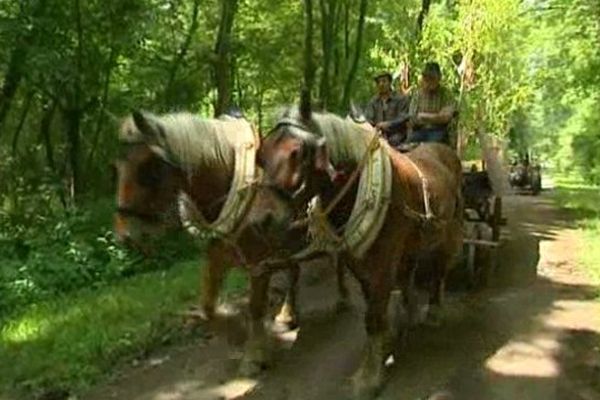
341, 0, 368, 110
0, 0, 49, 136
319, 0, 339, 109
343, 0, 350, 61
213, 0, 239, 117
163, 0, 201, 106
0, 48, 28, 138
256, 87, 264, 133
64, 107, 82, 200
319, 0, 330, 108
416, 0, 432, 40
232, 51, 242, 107
66, 0, 84, 200
39, 100, 58, 170
87, 46, 117, 170
39, 100, 67, 209
303, 0, 316, 95
11, 92, 34, 154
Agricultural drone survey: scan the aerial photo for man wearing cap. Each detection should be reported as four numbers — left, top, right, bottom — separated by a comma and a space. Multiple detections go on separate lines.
365, 72, 410, 144
407, 62, 457, 144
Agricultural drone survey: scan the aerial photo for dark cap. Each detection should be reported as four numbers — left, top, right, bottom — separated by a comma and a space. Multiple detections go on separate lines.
422, 62, 442, 78
373, 72, 393, 82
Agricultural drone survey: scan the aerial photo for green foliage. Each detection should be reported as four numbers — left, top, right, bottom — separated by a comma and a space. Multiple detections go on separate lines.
552, 175, 600, 292
0, 261, 213, 397
418, 0, 534, 140
1, 0, 600, 395
0, 195, 200, 318
526, 0, 600, 180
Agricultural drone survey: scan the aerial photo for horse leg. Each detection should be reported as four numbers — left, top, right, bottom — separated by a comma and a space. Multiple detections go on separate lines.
399, 257, 419, 330
426, 222, 462, 326
335, 252, 351, 312
239, 272, 272, 377
200, 240, 229, 320
348, 250, 398, 399
425, 249, 452, 327
274, 263, 300, 330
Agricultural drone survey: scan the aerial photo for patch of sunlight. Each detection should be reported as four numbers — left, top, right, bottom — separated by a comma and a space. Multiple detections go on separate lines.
151, 378, 258, 400
541, 300, 600, 332
484, 333, 561, 378
1, 314, 51, 344
1, 298, 99, 344
153, 380, 206, 400
486, 297, 600, 379
3, 292, 123, 345
208, 378, 258, 399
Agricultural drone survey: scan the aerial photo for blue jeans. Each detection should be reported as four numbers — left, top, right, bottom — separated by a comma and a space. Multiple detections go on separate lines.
408, 128, 449, 144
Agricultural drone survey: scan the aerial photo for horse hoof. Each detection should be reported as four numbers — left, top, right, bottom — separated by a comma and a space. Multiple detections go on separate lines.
274, 302, 299, 330
274, 314, 298, 332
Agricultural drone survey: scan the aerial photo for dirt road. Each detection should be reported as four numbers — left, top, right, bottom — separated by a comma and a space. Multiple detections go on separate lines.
86, 192, 600, 400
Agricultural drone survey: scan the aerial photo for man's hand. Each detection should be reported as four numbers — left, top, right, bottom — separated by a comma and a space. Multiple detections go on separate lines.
375, 121, 391, 131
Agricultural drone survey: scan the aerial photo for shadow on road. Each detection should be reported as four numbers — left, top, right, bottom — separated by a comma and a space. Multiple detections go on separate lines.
82, 193, 600, 400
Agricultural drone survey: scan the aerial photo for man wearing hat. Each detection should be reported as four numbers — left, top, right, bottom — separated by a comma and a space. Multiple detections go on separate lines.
407, 61, 457, 144
365, 71, 410, 144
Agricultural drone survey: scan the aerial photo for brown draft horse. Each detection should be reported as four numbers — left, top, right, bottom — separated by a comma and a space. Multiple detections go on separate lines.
113, 110, 350, 374
258, 101, 463, 398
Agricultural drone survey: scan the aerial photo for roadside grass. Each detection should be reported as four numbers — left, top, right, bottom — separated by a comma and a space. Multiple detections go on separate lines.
552, 174, 600, 291
0, 259, 248, 399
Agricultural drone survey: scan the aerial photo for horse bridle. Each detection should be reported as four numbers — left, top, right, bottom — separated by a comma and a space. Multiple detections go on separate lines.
263, 118, 333, 207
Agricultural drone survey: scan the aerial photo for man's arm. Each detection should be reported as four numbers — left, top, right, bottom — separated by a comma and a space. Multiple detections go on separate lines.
416, 105, 455, 125
377, 95, 410, 131
386, 114, 411, 132
364, 99, 377, 125
416, 89, 456, 125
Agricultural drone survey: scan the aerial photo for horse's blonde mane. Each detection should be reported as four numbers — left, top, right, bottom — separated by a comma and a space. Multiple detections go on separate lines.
280, 107, 376, 165
120, 112, 253, 173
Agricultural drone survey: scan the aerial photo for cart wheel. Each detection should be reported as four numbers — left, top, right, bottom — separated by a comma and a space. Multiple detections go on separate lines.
491, 196, 502, 242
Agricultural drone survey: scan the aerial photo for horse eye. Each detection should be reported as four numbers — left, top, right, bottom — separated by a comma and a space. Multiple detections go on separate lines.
137, 158, 166, 188
290, 148, 300, 161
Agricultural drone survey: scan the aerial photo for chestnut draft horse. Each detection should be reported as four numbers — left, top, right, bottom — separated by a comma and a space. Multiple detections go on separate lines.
258, 102, 463, 398
113, 110, 349, 374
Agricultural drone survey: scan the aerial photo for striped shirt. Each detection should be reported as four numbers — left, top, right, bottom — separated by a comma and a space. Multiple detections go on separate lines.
409, 86, 455, 130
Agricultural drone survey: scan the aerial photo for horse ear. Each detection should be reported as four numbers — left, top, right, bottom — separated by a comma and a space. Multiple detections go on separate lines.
300, 87, 311, 121
132, 110, 158, 141
314, 137, 329, 172
348, 100, 366, 123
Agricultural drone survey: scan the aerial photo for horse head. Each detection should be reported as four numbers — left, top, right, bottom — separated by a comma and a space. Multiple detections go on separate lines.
113, 110, 185, 251
258, 98, 337, 212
